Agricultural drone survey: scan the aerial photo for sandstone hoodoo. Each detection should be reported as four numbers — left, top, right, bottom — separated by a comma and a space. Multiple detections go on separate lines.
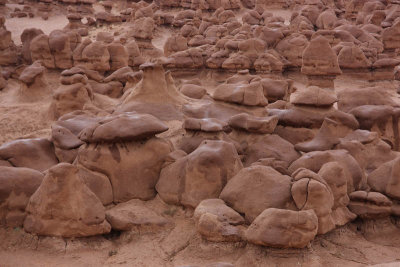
2, 0, 400, 265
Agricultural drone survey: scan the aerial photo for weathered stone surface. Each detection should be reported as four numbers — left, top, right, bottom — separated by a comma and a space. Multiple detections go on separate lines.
213, 82, 268, 106
368, 157, 400, 200
301, 36, 342, 76
78, 137, 172, 203
194, 199, 245, 242
246, 208, 318, 248
348, 191, 392, 219
24, 163, 111, 237
105, 199, 169, 231
291, 86, 337, 107
0, 138, 58, 172
78, 113, 169, 143
220, 165, 294, 222
0, 167, 44, 227
289, 150, 365, 192
157, 140, 243, 208
318, 162, 356, 226
291, 168, 335, 234
228, 113, 278, 134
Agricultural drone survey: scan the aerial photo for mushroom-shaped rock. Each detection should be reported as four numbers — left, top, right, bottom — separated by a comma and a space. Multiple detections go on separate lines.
348, 191, 392, 219
156, 140, 243, 208
122, 63, 188, 105
246, 208, 318, 248
77, 113, 172, 203
24, 163, 111, 237
105, 199, 170, 231
220, 165, 294, 222
301, 36, 342, 88
0, 167, 44, 227
194, 199, 245, 242
228, 113, 278, 134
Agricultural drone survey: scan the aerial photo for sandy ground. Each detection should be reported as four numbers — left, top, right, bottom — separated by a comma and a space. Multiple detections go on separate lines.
2, 208, 400, 267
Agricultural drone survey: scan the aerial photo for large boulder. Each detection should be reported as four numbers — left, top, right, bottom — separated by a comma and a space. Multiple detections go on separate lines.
131, 17, 155, 40
238, 134, 301, 168
246, 208, 318, 248
0, 138, 58, 172
318, 162, 356, 226
193, 199, 245, 242
275, 33, 309, 67
220, 165, 294, 222
81, 41, 111, 72
156, 140, 243, 208
23, 163, 111, 237
0, 167, 44, 227
301, 36, 341, 87
348, 191, 392, 219
49, 82, 93, 119
368, 157, 400, 200
291, 168, 335, 234
213, 81, 268, 106
288, 150, 365, 192
105, 199, 170, 231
